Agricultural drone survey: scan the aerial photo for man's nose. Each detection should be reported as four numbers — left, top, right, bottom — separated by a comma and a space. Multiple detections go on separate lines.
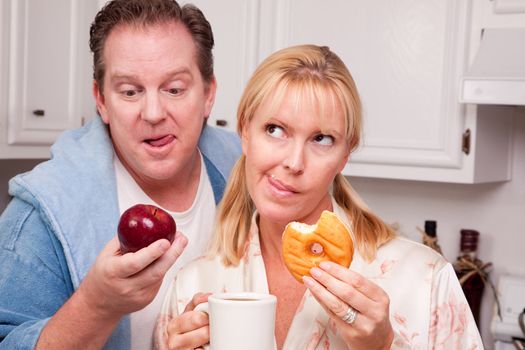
283, 141, 305, 174
141, 92, 166, 124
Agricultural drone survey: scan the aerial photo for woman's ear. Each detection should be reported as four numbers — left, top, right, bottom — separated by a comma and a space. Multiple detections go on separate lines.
337, 145, 351, 173
241, 124, 249, 155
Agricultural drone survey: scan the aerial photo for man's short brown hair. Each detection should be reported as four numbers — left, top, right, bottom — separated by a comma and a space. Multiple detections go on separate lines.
89, 0, 214, 92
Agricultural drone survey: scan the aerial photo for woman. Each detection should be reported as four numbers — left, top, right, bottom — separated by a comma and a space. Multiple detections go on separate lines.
155, 45, 483, 349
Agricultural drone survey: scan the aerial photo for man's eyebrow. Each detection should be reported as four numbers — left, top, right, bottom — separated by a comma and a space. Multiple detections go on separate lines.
110, 68, 193, 83
167, 67, 192, 77
110, 74, 139, 83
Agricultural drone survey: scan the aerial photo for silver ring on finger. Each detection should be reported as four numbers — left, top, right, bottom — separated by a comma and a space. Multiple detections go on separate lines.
341, 306, 358, 325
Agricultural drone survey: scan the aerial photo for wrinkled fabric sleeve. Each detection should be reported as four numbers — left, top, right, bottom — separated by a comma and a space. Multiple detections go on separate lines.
428, 263, 484, 349
0, 198, 73, 349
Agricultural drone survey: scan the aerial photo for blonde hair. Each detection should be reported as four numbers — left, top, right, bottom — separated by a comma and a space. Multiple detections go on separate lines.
208, 45, 395, 265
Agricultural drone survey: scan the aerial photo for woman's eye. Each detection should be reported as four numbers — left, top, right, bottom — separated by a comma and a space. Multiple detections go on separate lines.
313, 134, 334, 146
266, 124, 285, 138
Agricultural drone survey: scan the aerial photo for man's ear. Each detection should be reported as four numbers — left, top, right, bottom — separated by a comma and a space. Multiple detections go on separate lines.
93, 80, 109, 124
203, 77, 217, 120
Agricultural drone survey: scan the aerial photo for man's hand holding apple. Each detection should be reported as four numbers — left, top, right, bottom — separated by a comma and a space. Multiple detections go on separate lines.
77, 204, 187, 320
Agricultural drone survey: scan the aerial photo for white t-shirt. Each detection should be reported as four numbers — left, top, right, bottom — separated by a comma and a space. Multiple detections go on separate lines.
113, 151, 216, 350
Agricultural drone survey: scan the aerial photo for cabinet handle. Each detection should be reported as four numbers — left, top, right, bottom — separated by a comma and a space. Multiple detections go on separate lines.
32, 109, 45, 117
462, 129, 471, 155
216, 119, 228, 127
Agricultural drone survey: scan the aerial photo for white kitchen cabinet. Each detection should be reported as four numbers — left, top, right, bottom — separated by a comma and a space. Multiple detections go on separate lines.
2, 1, 517, 183
264, 0, 517, 183
202, 0, 518, 184
0, 0, 97, 159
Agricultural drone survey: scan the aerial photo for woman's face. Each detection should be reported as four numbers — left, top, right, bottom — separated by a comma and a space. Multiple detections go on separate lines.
242, 88, 350, 227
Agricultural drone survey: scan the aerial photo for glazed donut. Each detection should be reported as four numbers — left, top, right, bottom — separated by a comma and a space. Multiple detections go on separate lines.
282, 210, 354, 283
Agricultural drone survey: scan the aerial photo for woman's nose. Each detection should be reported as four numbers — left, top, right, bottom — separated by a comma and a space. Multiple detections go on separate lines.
283, 141, 305, 174
141, 92, 166, 124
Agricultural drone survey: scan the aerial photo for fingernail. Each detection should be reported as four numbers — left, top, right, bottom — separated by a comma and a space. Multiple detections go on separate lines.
303, 276, 315, 287
174, 234, 188, 248
310, 267, 322, 278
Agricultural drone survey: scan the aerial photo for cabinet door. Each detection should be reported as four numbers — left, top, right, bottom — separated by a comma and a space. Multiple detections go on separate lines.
261, 0, 469, 175
6, 0, 91, 146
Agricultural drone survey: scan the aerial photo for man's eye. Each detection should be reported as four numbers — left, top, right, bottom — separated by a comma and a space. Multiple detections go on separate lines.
266, 124, 285, 138
168, 88, 182, 95
121, 88, 143, 98
313, 134, 334, 146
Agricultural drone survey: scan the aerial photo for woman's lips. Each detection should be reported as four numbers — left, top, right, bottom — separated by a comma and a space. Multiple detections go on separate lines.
145, 135, 175, 147
268, 175, 298, 196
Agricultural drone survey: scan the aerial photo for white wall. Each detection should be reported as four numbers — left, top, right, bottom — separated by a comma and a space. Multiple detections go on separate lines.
348, 108, 525, 348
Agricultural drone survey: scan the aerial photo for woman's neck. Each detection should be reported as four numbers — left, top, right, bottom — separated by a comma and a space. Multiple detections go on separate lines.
258, 218, 286, 260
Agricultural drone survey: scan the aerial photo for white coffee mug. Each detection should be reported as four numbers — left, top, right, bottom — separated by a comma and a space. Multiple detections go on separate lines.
196, 292, 277, 350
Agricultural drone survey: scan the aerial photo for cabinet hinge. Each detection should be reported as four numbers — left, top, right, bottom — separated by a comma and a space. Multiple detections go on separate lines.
462, 129, 471, 155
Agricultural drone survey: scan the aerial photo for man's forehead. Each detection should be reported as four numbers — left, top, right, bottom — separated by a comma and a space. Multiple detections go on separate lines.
101, 21, 198, 81
102, 21, 195, 59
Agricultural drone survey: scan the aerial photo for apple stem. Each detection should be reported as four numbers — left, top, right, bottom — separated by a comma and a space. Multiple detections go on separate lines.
153, 208, 157, 216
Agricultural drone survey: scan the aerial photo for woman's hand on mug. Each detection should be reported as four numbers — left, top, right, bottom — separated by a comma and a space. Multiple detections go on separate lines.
166, 293, 211, 350
303, 261, 394, 350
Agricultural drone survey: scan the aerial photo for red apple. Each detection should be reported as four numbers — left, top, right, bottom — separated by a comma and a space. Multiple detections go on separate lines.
117, 204, 176, 254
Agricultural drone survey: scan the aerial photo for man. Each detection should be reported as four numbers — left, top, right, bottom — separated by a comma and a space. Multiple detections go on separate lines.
0, 0, 240, 349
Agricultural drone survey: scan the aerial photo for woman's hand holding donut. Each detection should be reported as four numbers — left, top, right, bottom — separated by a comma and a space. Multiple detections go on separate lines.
303, 261, 394, 350
166, 293, 211, 350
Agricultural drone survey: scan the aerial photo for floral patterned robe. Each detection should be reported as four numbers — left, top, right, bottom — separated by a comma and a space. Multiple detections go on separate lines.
155, 202, 484, 349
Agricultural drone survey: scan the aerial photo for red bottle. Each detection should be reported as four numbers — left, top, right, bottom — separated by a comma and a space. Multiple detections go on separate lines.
453, 229, 486, 328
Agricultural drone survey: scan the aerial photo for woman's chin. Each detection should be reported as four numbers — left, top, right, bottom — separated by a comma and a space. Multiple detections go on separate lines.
257, 205, 301, 226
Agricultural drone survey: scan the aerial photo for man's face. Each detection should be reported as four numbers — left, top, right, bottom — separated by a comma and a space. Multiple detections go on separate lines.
94, 21, 216, 186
